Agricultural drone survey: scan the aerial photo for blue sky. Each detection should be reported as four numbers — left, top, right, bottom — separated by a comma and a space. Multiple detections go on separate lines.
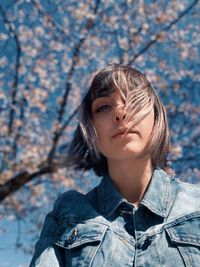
0, 219, 31, 267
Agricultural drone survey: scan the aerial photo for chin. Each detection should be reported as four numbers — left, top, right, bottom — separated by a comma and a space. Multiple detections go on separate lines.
121, 143, 144, 154
107, 149, 145, 161
99, 142, 146, 160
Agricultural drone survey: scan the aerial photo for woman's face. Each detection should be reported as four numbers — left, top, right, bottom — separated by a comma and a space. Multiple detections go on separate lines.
91, 90, 155, 161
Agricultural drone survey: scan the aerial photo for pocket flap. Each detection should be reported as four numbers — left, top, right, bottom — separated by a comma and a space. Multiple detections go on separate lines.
166, 217, 200, 246
54, 220, 108, 249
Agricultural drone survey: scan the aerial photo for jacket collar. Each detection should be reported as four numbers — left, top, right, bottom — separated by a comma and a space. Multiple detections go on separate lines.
140, 169, 171, 217
97, 172, 126, 218
97, 169, 171, 218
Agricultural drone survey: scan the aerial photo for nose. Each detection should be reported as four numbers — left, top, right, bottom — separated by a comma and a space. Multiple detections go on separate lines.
113, 105, 126, 123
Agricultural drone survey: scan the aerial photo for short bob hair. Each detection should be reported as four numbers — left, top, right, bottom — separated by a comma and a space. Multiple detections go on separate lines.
68, 64, 170, 176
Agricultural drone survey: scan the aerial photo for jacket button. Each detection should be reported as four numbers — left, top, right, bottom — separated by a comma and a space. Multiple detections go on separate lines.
67, 228, 78, 244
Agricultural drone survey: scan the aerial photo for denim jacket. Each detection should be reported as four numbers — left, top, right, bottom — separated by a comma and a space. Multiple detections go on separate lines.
30, 169, 200, 267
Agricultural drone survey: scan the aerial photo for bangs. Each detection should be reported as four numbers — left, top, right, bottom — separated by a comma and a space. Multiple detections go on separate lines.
90, 71, 116, 101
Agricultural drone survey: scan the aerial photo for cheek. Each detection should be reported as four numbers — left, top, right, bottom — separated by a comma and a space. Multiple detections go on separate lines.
96, 128, 107, 145
93, 118, 109, 138
93, 124, 110, 151
146, 118, 154, 131
139, 114, 154, 140
93, 122, 104, 145
148, 116, 155, 134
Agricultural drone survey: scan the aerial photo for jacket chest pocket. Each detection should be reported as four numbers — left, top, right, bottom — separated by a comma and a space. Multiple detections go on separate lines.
166, 217, 200, 267
54, 220, 108, 267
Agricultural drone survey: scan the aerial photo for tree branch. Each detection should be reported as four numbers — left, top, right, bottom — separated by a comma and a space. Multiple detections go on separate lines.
0, 1, 102, 201
128, 0, 199, 65
31, 0, 69, 37
47, 0, 101, 163
0, 6, 21, 135
0, 165, 54, 202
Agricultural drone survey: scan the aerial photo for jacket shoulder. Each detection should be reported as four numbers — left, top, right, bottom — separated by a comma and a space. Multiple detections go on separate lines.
53, 189, 99, 222
169, 178, 200, 220
172, 178, 200, 200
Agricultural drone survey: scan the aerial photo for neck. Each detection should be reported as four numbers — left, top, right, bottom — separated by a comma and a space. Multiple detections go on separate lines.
107, 157, 153, 206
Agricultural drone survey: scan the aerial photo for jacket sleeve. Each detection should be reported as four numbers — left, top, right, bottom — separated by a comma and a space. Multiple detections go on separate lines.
29, 197, 64, 267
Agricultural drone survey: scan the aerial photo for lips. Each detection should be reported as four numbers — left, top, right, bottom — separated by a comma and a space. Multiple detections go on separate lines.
112, 128, 139, 138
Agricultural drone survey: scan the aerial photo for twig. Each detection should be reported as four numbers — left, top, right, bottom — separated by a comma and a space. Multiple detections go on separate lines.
0, 165, 54, 201
0, 6, 21, 135
47, 0, 101, 163
128, 0, 199, 65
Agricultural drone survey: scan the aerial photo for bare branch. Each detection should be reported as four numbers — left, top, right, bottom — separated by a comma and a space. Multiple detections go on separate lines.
0, 1, 102, 201
47, 0, 101, 163
128, 0, 199, 65
0, 6, 21, 135
9, 97, 26, 164
31, 0, 69, 37
0, 165, 54, 202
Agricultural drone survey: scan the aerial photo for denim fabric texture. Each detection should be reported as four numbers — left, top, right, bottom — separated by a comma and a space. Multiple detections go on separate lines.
30, 169, 200, 266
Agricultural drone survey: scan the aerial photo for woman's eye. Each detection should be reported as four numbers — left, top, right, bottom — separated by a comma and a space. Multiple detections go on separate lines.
96, 105, 111, 113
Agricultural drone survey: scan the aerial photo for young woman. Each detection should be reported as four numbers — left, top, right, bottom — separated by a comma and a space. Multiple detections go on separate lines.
30, 64, 200, 267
